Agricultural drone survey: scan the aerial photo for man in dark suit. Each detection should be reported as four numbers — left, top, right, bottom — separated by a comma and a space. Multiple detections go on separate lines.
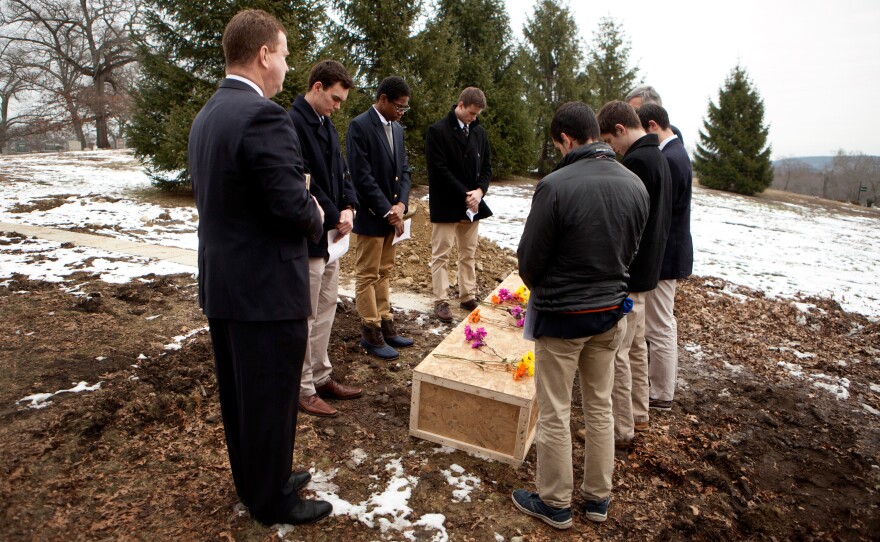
636, 103, 694, 412
597, 101, 672, 447
187, 9, 329, 526
288, 60, 363, 418
346, 76, 413, 360
425, 87, 493, 323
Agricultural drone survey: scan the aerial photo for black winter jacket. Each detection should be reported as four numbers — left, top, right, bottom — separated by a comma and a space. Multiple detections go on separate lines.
621, 134, 673, 292
425, 106, 493, 222
517, 143, 649, 312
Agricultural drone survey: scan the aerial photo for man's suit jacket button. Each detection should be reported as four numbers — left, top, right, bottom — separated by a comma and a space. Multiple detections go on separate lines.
395, 176, 398, 182
394, 194, 398, 198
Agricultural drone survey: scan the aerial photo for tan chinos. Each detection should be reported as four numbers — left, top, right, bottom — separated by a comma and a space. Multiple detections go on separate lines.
534, 318, 626, 508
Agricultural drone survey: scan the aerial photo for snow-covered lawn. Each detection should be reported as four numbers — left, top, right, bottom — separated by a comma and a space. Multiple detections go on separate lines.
2, 149, 878, 318
481, 183, 880, 319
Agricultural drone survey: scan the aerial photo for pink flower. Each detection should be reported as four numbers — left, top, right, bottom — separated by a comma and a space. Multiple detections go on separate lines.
470, 339, 484, 348
464, 324, 475, 341
498, 288, 512, 301
516, 317, 525, 327
510, 305, 523, 318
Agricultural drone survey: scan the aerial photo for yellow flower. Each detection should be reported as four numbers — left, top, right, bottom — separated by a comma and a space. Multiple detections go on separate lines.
515, 285, 531, 302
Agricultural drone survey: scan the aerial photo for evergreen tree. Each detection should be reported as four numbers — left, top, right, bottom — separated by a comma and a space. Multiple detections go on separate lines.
694, 65, 773, 196
522, 0, 583, 175
127, 1, 325, 188
436, 0, 533, 178
582, 17, 640, 110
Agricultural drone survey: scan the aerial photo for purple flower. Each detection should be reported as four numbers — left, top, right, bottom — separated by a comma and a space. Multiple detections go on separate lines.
475, 327, 487, 340
498, 288, 512, 301
470, 339, 484, 348
516, 317, 525, 328
510, 305, 523, 318
464, 324, 474, 341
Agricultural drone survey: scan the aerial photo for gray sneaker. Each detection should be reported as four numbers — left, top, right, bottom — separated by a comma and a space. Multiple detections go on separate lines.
511, 489, 572, 530
583, 495, 612, 523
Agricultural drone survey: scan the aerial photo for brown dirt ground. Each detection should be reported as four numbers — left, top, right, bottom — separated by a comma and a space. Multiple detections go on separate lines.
1, 188, 879, 541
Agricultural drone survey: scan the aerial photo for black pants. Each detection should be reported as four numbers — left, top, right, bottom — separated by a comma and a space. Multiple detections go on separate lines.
208, 317, 307, 524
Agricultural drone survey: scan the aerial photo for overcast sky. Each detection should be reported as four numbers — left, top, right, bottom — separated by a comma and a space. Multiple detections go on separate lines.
505, 0, 880, 158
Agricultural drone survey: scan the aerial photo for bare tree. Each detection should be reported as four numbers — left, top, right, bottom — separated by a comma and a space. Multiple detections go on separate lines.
0, 0, 141, 149
0, 38, 48, 151
772, 157, 815, 192
829, 150, 880, 205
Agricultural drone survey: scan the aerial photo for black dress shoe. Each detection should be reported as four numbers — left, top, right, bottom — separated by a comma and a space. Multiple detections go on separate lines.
277, 498, 332, 525
285, 470, 311, 493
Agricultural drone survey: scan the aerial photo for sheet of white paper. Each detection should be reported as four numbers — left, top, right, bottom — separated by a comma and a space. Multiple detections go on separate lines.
392, 218, 412, 245
466, 209, 477, 222
326, 229, 350, 264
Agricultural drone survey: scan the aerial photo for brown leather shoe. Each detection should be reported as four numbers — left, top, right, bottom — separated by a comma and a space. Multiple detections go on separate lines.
299, 394, 338, 417
634, 421, 649, 432
434, 301, 453, 323
315, 378, 363, 400
459, 298, 479, 311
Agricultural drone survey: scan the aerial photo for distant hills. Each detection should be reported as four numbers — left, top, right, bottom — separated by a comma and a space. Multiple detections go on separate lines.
773, 156, 834, 170
773, 155, 880, 171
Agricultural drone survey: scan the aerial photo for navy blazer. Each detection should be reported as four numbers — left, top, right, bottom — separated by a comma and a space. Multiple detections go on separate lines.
425, 106, 493, 222
288, 94, 358, 258
621, 133, 673, 293
660, 137, 694, 279
346, 106, 411, 237
188, 78, 323, 321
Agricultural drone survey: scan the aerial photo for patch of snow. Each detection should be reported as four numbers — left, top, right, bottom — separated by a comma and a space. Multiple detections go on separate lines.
441, 463, 481, 503
163, 327, 207, 350
862, 404, 880, 416
305, 458, 447, 540
813, 380, 850, 400
351, 448, 368, 466
723, 360, 744, 374
870, 383, 880, 393
16, 380, 102, 409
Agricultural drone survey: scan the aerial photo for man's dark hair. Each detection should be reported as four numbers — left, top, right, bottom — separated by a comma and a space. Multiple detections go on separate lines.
596, 100, 642, 134
458, 87, 486, 109
308, 59, 354, 90
550, 102, 599, 144
636, 103, 671, 131
376, 76, 411, 102
222, 9, 287, 68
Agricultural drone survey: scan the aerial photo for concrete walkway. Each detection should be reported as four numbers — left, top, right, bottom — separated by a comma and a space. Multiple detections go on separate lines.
1, 222, 197, 267
1, 221, 433, 314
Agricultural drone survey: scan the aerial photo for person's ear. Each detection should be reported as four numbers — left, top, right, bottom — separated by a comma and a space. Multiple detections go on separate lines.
615, 124, 626, 137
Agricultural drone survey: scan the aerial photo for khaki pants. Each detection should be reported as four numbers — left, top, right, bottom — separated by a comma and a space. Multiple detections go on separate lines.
354, 233, 396, 327
301, 257, 339, 398
534, 318, 625, 508
646, 279, 678, 402
612, 291, 649, 441
431, 221, 480, 303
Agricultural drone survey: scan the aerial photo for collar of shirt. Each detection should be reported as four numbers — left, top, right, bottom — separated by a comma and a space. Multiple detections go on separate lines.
659, 133, 678, 151
225, 74, 263, 97
457, 118, 468, 131
373, 105, 391, 125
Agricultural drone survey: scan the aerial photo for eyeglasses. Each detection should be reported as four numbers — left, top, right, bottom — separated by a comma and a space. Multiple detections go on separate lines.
392, 102, 410, 113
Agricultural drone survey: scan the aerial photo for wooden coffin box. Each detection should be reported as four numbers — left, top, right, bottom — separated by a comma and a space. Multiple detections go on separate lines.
409, 273, 537, 466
